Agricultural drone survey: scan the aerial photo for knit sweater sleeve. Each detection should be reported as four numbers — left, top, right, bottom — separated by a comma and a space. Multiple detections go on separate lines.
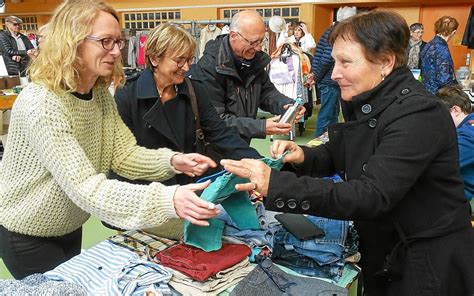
20, 85, 179, 231
105, 90, 180, 181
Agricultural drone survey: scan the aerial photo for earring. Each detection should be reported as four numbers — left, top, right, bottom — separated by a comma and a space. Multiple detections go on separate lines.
381, 72, 386, 81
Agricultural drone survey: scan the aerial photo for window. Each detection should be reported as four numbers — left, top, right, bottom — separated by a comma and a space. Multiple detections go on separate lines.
122, 10, 181, 30
221, 6, 299, 22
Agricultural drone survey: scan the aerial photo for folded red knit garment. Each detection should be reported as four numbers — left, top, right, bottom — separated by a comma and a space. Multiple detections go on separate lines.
155, 242, 251, 282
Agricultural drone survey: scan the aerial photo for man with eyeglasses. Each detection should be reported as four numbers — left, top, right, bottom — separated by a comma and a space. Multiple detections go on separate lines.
190, 10, 304, 143
0, 15, 35, 76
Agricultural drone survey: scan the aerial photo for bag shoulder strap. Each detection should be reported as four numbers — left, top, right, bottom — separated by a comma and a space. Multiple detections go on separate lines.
185, 77, 205, 142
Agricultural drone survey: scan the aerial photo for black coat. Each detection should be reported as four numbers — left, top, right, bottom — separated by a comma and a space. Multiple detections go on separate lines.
0, 30, 34, 76
190, 34, 293, 142
266, 67, 474, 295
113, 69, 260, 186
462, 6, 474, 49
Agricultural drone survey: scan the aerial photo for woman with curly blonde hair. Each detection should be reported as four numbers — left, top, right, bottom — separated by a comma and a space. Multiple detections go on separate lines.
0, 0, 219, 279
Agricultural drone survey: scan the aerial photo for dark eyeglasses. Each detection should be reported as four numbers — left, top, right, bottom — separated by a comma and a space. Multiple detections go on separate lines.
85, 36, 126, 50
170, 56, 196, 68
10, 23, 21, 27
235, 32, 267, 48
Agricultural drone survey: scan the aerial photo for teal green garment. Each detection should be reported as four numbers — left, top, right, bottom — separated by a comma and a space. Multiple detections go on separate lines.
184, 153, 288, 252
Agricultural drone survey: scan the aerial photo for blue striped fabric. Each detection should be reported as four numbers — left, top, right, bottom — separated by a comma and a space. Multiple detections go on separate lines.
44, 240, 172, 295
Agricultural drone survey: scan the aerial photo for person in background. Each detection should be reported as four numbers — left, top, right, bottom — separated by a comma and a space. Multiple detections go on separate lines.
222, 11, 474, 296
113, 23, 260, 186
421, 16, 459, 94
277, 21, 316, 54
312, 6, 357, 137
0, 15, 35, 76
190, 10, 304, 143
0, 0, 219, 279
437, 85, 474, 201
406, 23, 426, 70
37, 24, 48, 47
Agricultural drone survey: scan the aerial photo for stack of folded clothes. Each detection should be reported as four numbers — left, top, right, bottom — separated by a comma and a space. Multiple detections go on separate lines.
155, 242, 255, 295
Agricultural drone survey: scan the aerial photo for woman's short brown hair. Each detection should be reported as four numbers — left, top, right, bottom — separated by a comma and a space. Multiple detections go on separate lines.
434, 16, 459, 37
329, 10, 409, 68
145, 23, 196, 69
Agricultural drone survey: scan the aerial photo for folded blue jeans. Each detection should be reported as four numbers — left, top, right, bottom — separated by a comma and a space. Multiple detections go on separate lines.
272, 244, 345, 280
274, 216, 348, 265
184, 154, 287, 252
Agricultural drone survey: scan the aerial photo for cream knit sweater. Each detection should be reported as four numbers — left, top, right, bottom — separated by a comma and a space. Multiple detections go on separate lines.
0, 83, 181, 237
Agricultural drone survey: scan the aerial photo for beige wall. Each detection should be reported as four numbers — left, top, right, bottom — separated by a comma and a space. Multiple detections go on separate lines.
375, 6, 420, 26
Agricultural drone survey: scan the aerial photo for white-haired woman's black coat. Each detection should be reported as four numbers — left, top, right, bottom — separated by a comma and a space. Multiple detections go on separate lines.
265, 67, 474, 295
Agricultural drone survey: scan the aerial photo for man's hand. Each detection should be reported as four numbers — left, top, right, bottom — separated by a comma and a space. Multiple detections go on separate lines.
12, 55, 20, 62
304, 73, 315, 87
171, 153, 217, 177
265, 116, 292, 135
294, 105, 306, 122
27, 49, 37, 58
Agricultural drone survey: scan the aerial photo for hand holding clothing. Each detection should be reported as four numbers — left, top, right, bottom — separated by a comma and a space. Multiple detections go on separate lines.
220, 158, 271, 195
270, 140, 304, 164
171, 153, 217, 177
173, 180, 220, 226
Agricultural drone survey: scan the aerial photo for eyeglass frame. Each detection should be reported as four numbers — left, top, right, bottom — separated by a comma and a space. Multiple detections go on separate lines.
85, 36, 126, 51
234, 31, 267, 48
412, 30, 424, 35
8, 22, 21, 27
167, 56, 196, 68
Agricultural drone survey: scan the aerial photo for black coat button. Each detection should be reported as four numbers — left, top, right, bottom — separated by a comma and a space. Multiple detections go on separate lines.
368, 118, 377, 128
301, 201, 310, 211
361, 104, 372, 114
287, 199, 297, 209
362, 163, 367, 172
275, 198, 285, 209
401, 88, 410, 95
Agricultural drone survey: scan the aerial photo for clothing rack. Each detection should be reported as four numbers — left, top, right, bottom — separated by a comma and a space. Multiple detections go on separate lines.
172, 19, 230, 38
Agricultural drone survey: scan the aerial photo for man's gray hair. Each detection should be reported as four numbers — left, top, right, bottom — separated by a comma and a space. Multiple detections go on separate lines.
336, 6, 357, 22
230, 10, 263, 32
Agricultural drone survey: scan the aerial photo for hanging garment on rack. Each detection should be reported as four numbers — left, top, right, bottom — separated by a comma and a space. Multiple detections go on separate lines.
199, 25, 221, 58
277, 32, 316, 54
269, 43, 312, 103
128, 35, 137, 68
261, 31, 270, 55
137, 34, 147, 67
121, 38, 130, 67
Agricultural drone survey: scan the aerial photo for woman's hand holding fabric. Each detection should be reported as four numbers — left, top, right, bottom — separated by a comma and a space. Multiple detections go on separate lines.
173, 180, 220, 226
220, 158, 271, 196
171, 153, 217, 177
271, 140, 304, 164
